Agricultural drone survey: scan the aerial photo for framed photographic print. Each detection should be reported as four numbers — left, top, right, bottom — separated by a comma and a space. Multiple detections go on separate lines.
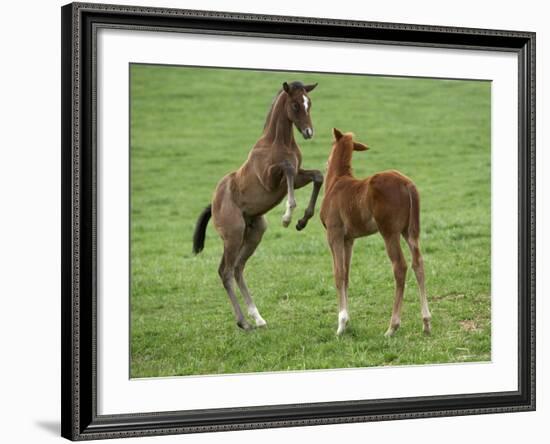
61, 2, 536, 440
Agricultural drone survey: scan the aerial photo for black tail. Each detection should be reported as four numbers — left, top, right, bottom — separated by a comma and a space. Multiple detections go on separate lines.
192, 204, 212, 254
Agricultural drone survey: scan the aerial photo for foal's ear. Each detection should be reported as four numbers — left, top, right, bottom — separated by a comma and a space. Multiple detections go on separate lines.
353, 141, 369, 151
304, 83, 318, 92
282, 82, 290, 94
332, 128, 344, 141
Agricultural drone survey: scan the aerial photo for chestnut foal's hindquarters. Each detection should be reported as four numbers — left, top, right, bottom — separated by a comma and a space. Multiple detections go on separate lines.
320, 128, 432, 336
193, 81, 324, 330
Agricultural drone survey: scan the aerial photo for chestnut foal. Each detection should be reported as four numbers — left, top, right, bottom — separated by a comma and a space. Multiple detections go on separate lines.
320, 128, 431, 336
193, 82, 323, 330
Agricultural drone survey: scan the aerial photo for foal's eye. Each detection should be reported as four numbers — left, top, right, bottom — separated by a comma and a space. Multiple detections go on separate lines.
292, 103, 300, 112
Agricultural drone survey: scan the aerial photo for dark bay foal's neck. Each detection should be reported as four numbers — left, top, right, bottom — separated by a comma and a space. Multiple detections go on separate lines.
325, 141, 355, 192
263, 92, 296, 147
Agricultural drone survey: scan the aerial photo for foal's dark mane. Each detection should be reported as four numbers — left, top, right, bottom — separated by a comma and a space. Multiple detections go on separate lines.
263, 89, 283, 131
263, 81, 306, 131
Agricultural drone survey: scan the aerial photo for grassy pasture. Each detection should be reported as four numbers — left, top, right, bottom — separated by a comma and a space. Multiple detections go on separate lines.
130, 64, 491, 378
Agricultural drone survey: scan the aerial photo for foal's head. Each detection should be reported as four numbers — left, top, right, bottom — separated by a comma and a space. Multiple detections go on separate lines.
326, 128, 369, 179
331, 128, 369, 152
282, 81, 317, 139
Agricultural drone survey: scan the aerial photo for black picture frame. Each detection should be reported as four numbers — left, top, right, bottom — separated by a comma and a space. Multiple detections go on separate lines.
61, 2, 536, 440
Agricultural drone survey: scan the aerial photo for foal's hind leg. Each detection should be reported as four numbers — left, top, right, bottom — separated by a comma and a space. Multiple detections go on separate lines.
382, 233, 408, 337
234, 216, 268, 327
404, 235, 431, 334
215, 208, 251, 330
328, 230, 352, 335
219, 236, 252, 330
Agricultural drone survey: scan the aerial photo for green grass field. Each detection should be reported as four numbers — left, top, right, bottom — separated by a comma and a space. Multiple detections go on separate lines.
130, 64, 491, 378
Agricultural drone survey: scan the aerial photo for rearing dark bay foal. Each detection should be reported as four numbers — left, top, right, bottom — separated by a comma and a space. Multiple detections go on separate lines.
193, 81, 323, 330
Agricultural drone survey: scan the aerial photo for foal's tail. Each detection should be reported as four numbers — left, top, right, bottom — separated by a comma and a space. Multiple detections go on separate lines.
192, 204, 212, 254
407, 183, 421, 241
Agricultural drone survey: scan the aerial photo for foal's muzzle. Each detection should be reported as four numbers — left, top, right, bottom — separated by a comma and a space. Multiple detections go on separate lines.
302, 127, 314, 139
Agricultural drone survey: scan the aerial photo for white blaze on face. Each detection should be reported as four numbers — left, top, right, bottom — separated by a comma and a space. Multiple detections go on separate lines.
303, 94, 309, 113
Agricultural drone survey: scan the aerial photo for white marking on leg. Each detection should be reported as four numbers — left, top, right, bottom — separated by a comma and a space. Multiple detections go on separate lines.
422, 304, 431, 321
385, 319, 400, 337
336, 309, 349, 335
422, 302, 431, 333
282, 198, 296, 226
248, 305, 267, 327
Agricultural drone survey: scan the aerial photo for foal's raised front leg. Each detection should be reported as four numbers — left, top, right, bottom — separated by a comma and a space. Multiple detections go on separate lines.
280, 160, 297, 227
294, 169, 324, 231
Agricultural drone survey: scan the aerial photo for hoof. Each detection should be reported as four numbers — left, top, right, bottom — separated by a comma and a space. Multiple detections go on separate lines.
282, 218, 291, 228
336, 310, 349, 336
296, 219, 307, 231
423, 319, 432, 335
237, 320, 252, 331
384, 325, 399, 337
248, 306, 267, 328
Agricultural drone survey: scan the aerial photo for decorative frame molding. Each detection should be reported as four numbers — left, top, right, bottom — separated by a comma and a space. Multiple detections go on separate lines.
61, 2, 535, 440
